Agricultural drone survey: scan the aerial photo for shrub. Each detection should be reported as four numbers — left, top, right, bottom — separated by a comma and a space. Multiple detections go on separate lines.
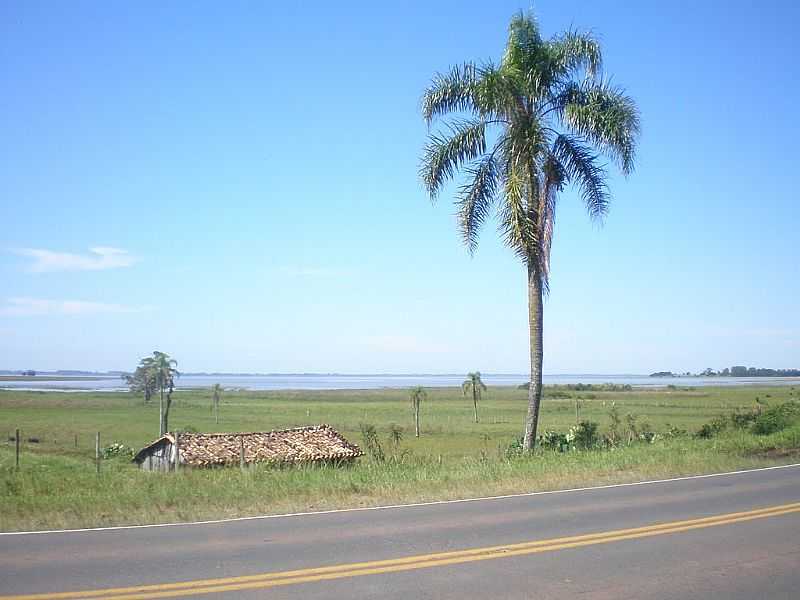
638, 431, 659, 443
102, 442, 135, 460
694, 415, 729, 439
387, 423, 404, 449
359, 423, 385, 462
505, 436, 525, 457
663, 424, 688, 438
607, 403, 622, 445
568, 421, 600, 450
752, 402, 800, 435
624, 413, 647, 443
538, 430, 568, 450
730, 407, 760, 429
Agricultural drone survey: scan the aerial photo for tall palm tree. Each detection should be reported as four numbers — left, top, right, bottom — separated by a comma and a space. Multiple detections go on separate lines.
420, 12, 639, 449
211, 383, 222, 425
462, 371, 487, 423
409, 386, 427, 438
140, 351, 179, 436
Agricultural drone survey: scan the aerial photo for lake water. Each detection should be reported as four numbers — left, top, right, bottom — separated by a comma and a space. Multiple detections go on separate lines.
2, 373, 799, 392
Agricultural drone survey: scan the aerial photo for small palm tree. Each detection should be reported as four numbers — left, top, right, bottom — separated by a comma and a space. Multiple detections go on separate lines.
462, 372, 487, 423
409, 386, 427, 438
420, 12, 639, 449
211, 383, 222, 425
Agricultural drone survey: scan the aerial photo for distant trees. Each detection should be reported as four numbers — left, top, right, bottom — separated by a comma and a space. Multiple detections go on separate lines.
409, 386, 427, 438
123, 365, 158, 403
462, 372, 487, 423
651, 366, 799, 378
211, 383, 222, 425
727, 366, 800, 377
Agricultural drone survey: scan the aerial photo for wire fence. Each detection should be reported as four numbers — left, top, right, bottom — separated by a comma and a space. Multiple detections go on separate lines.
6, 429, 121, 474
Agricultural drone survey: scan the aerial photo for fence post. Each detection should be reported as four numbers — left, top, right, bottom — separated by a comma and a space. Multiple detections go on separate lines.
15, 429, 20, 470
74, 433, 78, 448
175, 434, 180, 472
239, 437, 245, 470
95, 432, 100, 475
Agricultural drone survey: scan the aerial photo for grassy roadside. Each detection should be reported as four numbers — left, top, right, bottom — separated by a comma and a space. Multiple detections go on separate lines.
2, 385, 799, 531
2, 425, 799, 532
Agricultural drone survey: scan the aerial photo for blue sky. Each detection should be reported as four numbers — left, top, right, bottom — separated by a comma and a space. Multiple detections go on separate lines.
1, 1, 798, 374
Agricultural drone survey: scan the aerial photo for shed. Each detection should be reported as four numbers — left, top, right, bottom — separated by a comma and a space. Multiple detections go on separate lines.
132, 425, 362, 471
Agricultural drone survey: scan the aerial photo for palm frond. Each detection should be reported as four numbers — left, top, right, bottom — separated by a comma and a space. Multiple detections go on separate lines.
471, 63, 513, 118
561, 80, 640, 174
497, 158, 537, 261
537, 154, 566, 290
503, 13, 553, 106
421, 63, 481, 125
456, 152, 500, 254
420, 119, 489, 199
547, 30, 602, 81
504, 12, 543, 69
553, 134, 609, 222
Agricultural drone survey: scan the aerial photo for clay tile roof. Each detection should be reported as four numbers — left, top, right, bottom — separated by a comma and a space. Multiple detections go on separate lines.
133, 425, 362, 467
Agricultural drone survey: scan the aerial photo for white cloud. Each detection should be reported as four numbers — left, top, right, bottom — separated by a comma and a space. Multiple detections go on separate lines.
0, 297, 150, 317
13, 247, 138, 272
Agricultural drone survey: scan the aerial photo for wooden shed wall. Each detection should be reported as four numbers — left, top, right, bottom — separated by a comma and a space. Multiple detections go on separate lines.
138, 440, 174, 472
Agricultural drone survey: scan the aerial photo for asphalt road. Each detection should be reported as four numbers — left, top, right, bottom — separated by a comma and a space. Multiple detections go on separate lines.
2, 464, 799, 599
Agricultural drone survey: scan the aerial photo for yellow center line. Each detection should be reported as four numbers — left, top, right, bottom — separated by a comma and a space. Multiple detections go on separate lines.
4, 502, 800, 600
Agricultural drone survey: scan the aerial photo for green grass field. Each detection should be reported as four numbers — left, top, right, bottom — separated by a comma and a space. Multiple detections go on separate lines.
2, 384, 799, 531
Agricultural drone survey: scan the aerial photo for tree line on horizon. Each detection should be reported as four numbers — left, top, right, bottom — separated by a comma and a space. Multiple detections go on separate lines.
651, 367, 800, 378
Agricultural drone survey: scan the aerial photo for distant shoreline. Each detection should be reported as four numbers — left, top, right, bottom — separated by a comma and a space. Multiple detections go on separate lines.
0, 375, 109, 382
2, 373, 800, 393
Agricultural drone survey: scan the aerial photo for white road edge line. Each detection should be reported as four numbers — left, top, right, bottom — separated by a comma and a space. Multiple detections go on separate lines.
3, 462, 799, 536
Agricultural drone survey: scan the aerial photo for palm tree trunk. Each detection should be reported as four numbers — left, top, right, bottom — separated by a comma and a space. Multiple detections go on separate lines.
163, 392, 172, 434
159, 385, 165, 437
414, 404, 420, 438
523, 262, 544, 450
473, 389, 479, 423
